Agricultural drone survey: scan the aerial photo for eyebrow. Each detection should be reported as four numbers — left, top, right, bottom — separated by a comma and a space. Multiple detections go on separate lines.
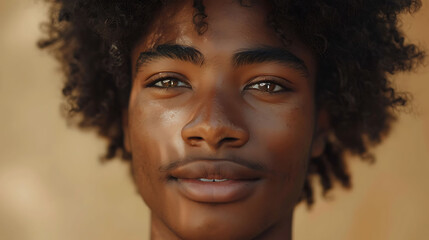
136, 44, 204, 71
136, 44, 309, 77
233, 47, 309, 77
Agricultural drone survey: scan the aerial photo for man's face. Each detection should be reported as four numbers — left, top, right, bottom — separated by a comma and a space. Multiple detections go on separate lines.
125, 0, 322, 239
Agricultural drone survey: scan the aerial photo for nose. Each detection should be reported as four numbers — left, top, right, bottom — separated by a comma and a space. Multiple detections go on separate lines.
181, 91, 249, 151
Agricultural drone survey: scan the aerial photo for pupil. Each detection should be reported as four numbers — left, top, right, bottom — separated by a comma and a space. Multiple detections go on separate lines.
162, 79, 177, 87
260, 83, 274, 92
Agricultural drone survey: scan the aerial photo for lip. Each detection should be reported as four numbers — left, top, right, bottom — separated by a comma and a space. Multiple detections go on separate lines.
169, 160, 264, 203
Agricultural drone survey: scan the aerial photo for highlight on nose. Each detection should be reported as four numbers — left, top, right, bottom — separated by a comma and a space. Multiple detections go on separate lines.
181, 104, 249, 150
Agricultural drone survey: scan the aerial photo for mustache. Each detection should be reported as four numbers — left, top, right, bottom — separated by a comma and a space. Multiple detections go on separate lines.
159, 156, 266, 173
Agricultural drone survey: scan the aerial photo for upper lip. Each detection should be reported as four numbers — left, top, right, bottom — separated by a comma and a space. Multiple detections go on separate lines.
168, 159, 265, 180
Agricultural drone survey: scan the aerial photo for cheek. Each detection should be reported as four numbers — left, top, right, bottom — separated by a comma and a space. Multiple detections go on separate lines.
129, 97, 184, 156
250, 105, 314, 192
253, 105, 314, 164
127, 97, 190, 192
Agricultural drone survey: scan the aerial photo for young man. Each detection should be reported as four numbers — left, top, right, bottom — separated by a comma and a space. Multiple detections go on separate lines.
39, 0, 424, 239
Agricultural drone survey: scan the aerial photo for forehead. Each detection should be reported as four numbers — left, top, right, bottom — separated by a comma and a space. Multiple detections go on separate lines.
137, 0, 282, 49
132, 0, 317, 78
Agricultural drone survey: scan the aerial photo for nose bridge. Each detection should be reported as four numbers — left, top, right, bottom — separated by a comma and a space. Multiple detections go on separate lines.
181, 88, 249, 150
198, 89, 230, 126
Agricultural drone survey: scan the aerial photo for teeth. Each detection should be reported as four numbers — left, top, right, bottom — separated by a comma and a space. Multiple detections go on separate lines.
199, 178, 228, 182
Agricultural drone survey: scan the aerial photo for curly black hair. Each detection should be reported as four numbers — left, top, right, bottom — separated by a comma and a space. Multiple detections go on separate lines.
38, 0, 425, 206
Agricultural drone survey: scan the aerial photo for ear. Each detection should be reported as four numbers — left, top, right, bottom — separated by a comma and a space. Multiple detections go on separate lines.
311, 108, 330, 158
122, 109, 131, 153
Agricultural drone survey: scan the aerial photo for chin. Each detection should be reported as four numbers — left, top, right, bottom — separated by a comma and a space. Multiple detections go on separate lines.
163, 200, 277, 240
175, 219, 256, 240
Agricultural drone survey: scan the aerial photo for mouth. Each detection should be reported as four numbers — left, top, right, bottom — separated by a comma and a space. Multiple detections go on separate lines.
168, 160, 264, 203
198, 178, 228, 182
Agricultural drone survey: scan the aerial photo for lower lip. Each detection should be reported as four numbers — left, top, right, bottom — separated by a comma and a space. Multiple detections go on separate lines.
175, 179, 260, 203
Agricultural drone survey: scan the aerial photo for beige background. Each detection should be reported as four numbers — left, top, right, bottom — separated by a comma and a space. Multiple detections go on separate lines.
0, 0, 428, 239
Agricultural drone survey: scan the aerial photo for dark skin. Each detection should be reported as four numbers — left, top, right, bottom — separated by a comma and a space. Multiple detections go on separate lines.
123, 0, 327, 239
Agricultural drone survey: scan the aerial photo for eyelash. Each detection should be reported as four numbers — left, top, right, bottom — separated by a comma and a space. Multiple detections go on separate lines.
244, 80, 289, 94
146, 76, 290, 94
146, 76, 191, 89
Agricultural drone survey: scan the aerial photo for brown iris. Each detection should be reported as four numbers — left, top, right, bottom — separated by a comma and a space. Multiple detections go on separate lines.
160, 79, 179, 88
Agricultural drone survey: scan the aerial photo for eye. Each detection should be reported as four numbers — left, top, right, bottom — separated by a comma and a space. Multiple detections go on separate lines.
245, 80, 288, 94
146, 76, 191, 89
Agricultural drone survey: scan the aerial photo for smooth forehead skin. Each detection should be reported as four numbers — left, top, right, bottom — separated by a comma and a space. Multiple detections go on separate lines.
124, 0, 323, 239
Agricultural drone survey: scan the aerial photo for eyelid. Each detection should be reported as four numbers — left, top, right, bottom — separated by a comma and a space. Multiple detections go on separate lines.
245, 76, 294, 92
144, 72, 192, 88
249, 75, 294, 86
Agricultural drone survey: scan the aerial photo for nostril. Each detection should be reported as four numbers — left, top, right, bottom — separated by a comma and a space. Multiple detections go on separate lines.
188, 137, 203, 146
221, 137, 243, 147
223, 137, 237, 142
189, 137, 203, 141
